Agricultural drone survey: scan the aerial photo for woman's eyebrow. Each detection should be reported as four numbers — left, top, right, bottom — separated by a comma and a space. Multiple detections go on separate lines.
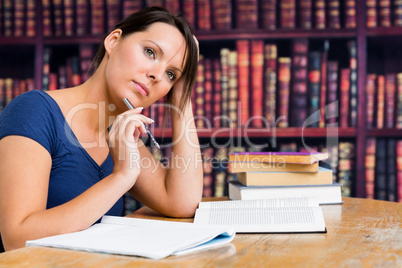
146, 40, 183, 74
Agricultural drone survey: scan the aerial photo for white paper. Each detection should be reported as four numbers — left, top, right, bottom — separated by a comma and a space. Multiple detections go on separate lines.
26, 216, 235, 260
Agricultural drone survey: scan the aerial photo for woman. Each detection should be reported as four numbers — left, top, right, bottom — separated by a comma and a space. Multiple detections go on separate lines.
0, 7, 202, 251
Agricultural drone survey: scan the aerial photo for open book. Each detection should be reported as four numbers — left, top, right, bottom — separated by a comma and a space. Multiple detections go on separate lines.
194, 197, 326, 233
26, 216, 235, 260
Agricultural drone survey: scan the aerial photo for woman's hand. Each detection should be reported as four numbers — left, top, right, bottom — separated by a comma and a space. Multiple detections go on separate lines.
107, 108, 153, 188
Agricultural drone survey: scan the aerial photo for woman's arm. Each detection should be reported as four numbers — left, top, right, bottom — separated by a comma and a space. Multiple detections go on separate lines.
129, 79, 204, 218
0, 109, 150, 251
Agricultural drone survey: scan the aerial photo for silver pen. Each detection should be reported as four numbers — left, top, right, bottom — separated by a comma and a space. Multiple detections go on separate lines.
123, 98, 160, 149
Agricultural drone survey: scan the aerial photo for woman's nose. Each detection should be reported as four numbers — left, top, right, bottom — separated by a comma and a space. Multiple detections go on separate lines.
147, 64, 163, 82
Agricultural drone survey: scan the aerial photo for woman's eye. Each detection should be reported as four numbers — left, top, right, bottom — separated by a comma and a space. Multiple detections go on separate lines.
145, 48, 155, 59
166, 71, 176, 82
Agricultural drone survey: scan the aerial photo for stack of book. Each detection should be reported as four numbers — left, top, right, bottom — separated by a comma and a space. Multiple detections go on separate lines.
228, 152, 343, 205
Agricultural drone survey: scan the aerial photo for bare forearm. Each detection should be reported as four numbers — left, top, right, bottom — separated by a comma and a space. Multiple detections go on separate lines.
164, 101, 203, 216
3, 173, 129, 250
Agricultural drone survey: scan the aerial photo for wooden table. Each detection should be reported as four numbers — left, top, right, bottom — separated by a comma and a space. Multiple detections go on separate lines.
0, 197, 401, 267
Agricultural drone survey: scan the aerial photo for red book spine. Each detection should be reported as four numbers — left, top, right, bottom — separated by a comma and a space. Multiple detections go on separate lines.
340, 68, 350, 128
251, 40, 264, 128
385, 73, 396, 128
366, 0, 378, 28
376, 75, 385, 128
212, 0, 231, 30
122, 0, 143, 19
280, 0, 296, 29
237, 40, 250, 126
345, 0, 356, 28
397, 140, 402, 202
14, 0, 24, 37
326, 61, 338, 126
264, 44, 277, 125
106, 0, 121, 32
182, 0, 195, 29
212, 59, 222, 128
291, 39, 308, 127
394, 0, 402, 26
202, 147, 214, 197
236, 0, 258, 29
261, 0, 276, 30
379, 0, 391, 27
4, 78, 12, 106
366, 74, 377, 129
299, 0, 312, 29
64, 0, 74, 36
79, 44, 94, 82
26, 0, 35, 37
204, 59, 213, 126
397, 73, 402, 129
278, 57, 292, 128
90, 0, 105, 35
314, 0, 326, 29
197, 0, 211, 30
43, 0, 52, 36
365, 138, 376, 199
328, 0, 341, 29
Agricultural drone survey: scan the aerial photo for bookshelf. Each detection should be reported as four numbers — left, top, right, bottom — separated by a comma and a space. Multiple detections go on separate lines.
0, 0, 401, 202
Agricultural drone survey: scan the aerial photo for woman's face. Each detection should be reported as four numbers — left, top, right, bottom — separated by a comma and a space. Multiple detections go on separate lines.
105, 22, 186, 110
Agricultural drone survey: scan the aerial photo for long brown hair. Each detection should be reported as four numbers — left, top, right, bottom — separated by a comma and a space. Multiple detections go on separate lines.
90, 6, 198, 112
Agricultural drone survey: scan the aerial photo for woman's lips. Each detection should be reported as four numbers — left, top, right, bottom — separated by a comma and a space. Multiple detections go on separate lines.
133, 82, 149, 97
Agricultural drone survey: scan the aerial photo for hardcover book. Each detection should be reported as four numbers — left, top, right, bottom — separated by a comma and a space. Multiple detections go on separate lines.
230, 152, 329, 164
236, 166, 333, 186
230, 160, 319, 173
228, 180, 343, 205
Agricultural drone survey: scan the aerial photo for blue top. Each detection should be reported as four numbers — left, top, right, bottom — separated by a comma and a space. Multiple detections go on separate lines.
0, 90, 123, 219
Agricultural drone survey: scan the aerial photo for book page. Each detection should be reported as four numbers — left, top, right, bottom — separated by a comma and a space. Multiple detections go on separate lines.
27, 217, 235, 259
198, 197, 319, 209
194, 206, 326, 233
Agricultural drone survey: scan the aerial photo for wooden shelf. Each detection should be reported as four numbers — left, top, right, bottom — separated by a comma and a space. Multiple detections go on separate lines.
367, 128, 402, 137
44, 36, 104, 45
196, 28, 356, 40
0, 37, 36, 45
366, 27, 402, 37
151, 127, 357, 138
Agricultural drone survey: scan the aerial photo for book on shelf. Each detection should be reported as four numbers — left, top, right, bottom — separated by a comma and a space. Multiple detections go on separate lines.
277, 57, 291, 128
291, 38, 309, 128
307, 51, 321, 128
212, 0, 231, 30
194, 197, 327, 233
366, 0, 377, 28
339, 68, 350, 128
328, 0, 340, 29
204, 58, 213, 125
379, 0, 391, 27
230, 161, 319, 173
220, 48, 230, 127
228, 50, 238, 127
228, 180, 343, 205
366, 74, 376, 129
397, 140, 402, 202
338, 141, 354, 197
375, 139, 387, 200
236, 0, 258, 29
280, 0, 296, 29
251, 40, 264, 128
319, 41, 329, 128
348, 40, 357, 128
345, 0, 357, 28
261, 0, 277, 30
237, 40, 250, 126
315, 0, 326, 29
387, 139, 397, 202
264, 43, 277, 126
212, 59, 222, 127
229, 152, 329, 165
326, 61, 338, 126
26, 216, 235, 260
397, 73, 402, 129
385, 74, 396, 128
299, 0, 312, 29
197, 0, 211, 30
365, 138, 376, 199
236, 166, 333, 186
395, 0, 402, 26
377, 75, 385, 128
